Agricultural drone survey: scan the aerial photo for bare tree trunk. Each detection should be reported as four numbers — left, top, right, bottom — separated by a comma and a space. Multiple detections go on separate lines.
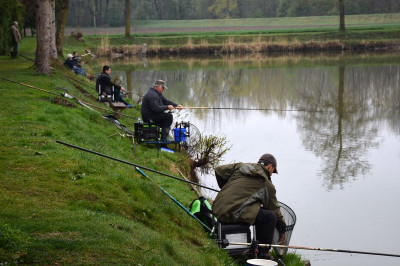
35, 0, 57, 75
339, 0, 346, 32
56, 0, 69, 56
125, 0, 130, 37
91, 0, 97, 35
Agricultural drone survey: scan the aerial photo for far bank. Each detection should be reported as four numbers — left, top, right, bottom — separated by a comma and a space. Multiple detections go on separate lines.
63, 25, 400, 58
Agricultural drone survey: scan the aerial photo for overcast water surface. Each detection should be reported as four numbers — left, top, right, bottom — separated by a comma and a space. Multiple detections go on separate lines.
106, 52, 400, 266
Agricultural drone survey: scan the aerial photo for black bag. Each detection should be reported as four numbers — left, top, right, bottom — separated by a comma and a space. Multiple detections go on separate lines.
189, 196, 217, 229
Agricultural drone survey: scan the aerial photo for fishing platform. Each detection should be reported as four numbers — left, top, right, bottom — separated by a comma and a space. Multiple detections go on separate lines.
133, 121, 195, 154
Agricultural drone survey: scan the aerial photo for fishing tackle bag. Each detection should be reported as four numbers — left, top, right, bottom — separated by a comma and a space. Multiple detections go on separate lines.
189, 196, 217, 229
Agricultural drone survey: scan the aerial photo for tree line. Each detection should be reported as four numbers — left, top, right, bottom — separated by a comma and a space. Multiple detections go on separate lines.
65, 0, 400, 26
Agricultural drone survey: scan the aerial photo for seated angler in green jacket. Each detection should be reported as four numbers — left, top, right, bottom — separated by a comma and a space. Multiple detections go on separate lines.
212, 153, 286, 259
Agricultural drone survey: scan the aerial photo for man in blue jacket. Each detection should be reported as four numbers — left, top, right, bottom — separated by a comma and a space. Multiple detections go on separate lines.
141, 80, 182, 144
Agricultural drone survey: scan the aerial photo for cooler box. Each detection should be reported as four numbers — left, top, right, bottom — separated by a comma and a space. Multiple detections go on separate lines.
174, 127, 187, 142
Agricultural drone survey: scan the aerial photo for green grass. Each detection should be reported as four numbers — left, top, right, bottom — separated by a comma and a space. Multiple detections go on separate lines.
132, 13, 400, 28
65, 27, 400, 53
59, 14, 400, 54
0, 39, 305, 265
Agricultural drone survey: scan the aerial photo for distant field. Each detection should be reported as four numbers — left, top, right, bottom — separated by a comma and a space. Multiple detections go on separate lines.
64, 13, 400, 35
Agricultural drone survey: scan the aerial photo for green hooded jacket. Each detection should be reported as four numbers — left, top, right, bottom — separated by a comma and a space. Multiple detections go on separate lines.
212, 163, 286, 231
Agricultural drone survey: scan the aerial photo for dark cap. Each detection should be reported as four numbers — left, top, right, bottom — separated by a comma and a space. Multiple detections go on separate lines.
154, 79, 168, 90
258, 153, 278, 174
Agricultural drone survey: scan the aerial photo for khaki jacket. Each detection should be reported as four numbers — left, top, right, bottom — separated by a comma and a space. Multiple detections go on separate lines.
212, 163, 286, 230
11, 25, 21, 43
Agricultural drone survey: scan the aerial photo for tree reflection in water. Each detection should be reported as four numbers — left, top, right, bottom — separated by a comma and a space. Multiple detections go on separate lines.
109, 53, 400, 190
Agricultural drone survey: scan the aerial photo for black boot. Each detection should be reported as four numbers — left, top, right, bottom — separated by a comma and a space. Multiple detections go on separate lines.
160, 127, 170, 148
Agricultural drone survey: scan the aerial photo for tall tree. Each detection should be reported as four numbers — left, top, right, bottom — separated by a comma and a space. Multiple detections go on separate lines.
208, 0, 238, 19
125, 0, 130, 36
91, 0, 96, 35
339, 0, 345, 31
34, 0, 57, 75
55, 0, 69, 56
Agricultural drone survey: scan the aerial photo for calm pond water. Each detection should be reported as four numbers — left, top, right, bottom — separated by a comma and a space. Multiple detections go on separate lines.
99, 52, 400, 266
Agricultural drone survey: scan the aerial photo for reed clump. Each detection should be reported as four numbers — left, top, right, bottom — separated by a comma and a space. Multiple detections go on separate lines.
97, 35, 110, 56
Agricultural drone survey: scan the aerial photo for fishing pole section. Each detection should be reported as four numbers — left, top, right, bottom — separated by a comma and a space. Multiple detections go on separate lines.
135, 167, 212, 232
0, 77, 138, 121
215, 241, 400, 258
56, 140, 219, 193
181, 106, 324, 112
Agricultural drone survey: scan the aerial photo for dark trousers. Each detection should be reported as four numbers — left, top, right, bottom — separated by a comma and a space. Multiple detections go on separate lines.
112, 87, 128, 105
142, 112, 173, 129
254, 208, 277, 251
11, 42, 19, 57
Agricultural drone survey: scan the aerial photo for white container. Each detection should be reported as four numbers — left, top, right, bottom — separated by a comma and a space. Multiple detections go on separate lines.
246, 259, 278, 266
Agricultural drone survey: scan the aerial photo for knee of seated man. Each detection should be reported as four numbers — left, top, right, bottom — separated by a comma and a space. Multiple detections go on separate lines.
259, 209, 277, 222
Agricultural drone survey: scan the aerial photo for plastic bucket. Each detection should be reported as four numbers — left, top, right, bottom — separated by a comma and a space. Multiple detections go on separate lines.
174, 128, 187, 142
246, 259, 277, 266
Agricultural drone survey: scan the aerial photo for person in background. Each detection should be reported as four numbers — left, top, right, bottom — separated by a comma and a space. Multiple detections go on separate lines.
212, 153, 286, 260
141, 80, 182, 146
71, 51, 85, 76
95, 65, 132, 107
10, 21, 21, 58
72, 51, 82, 67
64, 54, 82, 75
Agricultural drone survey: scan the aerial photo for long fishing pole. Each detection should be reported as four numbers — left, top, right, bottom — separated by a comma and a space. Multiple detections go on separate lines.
182, 107, 323, 112
64, 74, 91, 88
19, 54, 38, 64
56, 140, 220, 192
221, 241, 400, 258
1, 77, 62, 97
135, 167, 212, 232
1, 77, 139, 121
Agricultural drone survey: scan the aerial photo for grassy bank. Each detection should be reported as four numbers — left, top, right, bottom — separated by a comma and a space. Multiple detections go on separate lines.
0, 40, 305, 264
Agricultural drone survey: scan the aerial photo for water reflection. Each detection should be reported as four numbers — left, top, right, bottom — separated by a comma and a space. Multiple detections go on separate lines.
97, 53, 400, 190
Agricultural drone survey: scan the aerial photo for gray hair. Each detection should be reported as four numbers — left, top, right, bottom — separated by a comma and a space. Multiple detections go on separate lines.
13, 21, 18, 25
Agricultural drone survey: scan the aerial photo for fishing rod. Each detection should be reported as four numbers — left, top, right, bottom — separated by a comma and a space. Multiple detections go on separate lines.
1, 77, 64, 97
136, 167, 212, 232
218, 241, 400, 258
1, 77, 139, 121
56, 140, 220, 192
182, 107, 323, 112
63, 74, 92, 88
19, 54, 38, 64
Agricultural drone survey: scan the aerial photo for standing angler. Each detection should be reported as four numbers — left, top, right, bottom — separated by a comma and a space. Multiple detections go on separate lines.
10, 21, 21, 58
212, 153, 286, 259
141, 80, 182, 146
